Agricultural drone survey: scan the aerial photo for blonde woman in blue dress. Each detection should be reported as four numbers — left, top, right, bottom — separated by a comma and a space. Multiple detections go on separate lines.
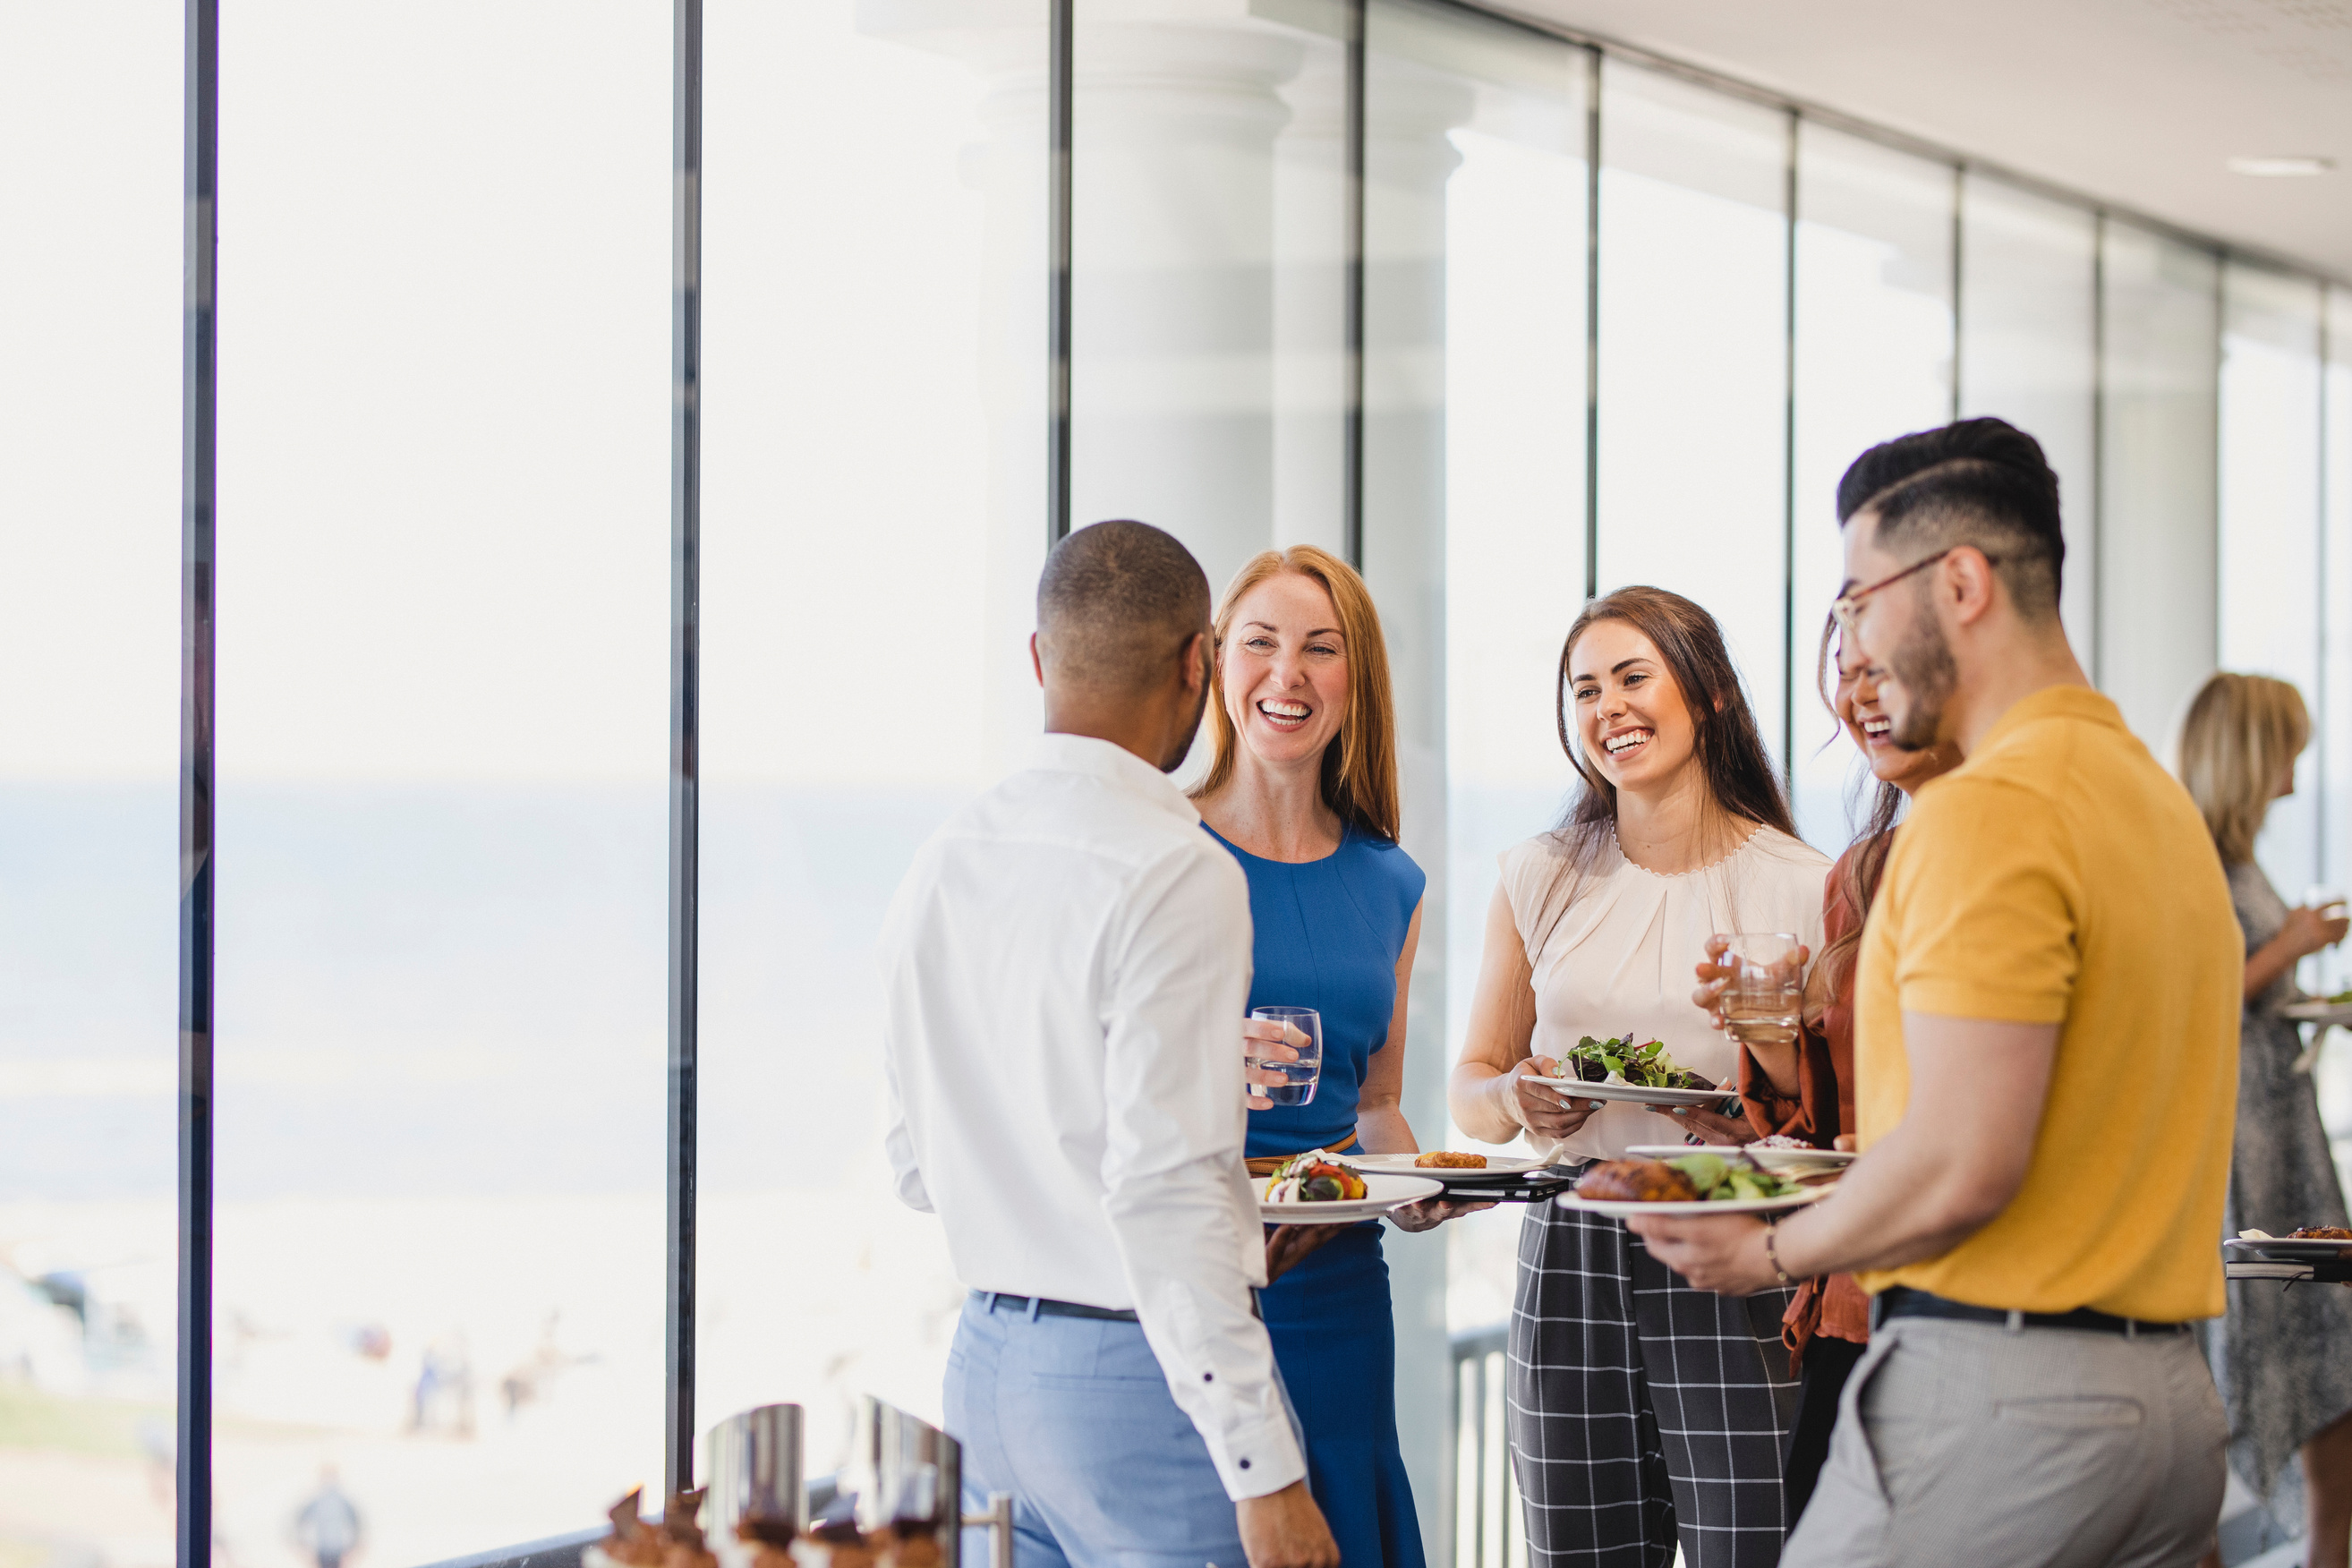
1192, 545, 1479, 1567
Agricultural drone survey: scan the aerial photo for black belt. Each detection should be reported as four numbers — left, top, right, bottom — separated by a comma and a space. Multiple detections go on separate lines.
974, 1291, 1139, 1323
1875, 1284, 2190, 1337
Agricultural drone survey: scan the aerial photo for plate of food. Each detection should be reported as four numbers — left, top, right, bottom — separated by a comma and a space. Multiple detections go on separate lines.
1257, 1150, 1443, 1224
1554, 1151, 1834, 1217
1541, 1034, 1726, 1108
1344, 1152, 1561, 1189
1625, 1139, 1857, 1173
2225, 1226, 2352, 1261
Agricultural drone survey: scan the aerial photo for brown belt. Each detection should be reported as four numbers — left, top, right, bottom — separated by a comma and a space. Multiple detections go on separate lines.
1246, 1135, 1360, 1178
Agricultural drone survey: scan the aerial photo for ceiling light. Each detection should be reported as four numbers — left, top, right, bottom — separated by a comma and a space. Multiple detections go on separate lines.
2227, 155, 2336, 177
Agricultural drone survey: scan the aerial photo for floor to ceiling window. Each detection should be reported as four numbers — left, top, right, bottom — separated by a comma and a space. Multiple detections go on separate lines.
209, 3, 671, 1560
0, 7, 181, 1566
692, 0, 1044, 1467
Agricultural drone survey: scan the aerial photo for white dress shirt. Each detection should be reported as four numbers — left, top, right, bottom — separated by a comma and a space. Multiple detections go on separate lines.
878, 732, 1305, 1500
1500, 824, 1830, 1163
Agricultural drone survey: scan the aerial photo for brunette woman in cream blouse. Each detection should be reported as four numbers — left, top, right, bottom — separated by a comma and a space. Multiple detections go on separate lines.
1449, 585, 1828, 1568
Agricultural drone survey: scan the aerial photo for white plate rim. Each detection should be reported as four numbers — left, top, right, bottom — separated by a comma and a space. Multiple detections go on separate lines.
2280, 1001, 2352, 1023
1540, 1079, 1725, 1108
1555, 1185, 1832, 1218
1623, 1143, 1858, 1169
1258, 1171, 1444, 1223
1345, 1153, 1554, 1176
2224, 1236, 2352, 1259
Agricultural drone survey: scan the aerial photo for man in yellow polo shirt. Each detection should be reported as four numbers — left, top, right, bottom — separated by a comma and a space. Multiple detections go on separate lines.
1633, 416, 2240, 1566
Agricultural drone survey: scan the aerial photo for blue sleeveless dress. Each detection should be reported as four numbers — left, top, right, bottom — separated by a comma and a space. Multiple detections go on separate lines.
1205, 822, 1428, 1568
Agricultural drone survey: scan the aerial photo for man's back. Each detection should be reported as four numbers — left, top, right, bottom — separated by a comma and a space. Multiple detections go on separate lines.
879, 733, 1259, 1307
1854, 685, 2241, 1318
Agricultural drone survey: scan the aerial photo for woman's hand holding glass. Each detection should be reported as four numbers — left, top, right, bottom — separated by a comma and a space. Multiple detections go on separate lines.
1243, 1017, 1311, 1110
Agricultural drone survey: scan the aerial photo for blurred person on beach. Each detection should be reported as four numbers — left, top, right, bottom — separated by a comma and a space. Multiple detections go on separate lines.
1633, 418, 2240, 1568
880, 521, 1338, 1568
294, 1465, 362, 1568
2181, 672, 2352, 1568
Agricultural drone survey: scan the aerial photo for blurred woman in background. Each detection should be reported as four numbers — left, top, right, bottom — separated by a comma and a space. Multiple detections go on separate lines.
2183, 672, 2352, 1568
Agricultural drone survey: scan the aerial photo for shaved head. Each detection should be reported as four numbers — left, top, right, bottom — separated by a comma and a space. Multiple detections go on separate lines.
1036, 520, 1212, 695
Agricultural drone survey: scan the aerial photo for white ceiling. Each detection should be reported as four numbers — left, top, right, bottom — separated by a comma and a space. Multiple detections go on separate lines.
1493, 0, 2352, 280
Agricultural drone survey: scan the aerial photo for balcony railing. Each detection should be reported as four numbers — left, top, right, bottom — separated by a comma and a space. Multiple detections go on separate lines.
1450, 1323, 1521, 1568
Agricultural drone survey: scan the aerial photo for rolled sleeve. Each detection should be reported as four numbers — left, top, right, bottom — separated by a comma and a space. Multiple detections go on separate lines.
1098, 844, 1307, 1500
1888, 778, 2080, 1025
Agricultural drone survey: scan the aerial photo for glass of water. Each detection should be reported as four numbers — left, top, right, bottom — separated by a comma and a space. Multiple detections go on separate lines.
1716, 932, 1803, 1045
1246, 1006, 1323, 1106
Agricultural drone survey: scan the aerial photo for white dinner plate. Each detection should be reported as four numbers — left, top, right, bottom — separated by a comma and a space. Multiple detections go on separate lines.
1345, 1153, 1555, 1179
1625, 1143, 1858, 1172
2224, 1235, 2352, 1261
1556, 1184, 1833, 1218
1259, 1171, 1444, 1225
2280, 1000, 2352, 1026
1541, 1078, 1726, 1109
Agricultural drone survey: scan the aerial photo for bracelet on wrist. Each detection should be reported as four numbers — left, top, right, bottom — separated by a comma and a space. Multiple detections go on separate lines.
1762, 1220, 1800, 1286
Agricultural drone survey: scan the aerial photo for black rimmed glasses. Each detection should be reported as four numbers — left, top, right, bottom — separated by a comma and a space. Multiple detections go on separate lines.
1830, 545, 1998, 637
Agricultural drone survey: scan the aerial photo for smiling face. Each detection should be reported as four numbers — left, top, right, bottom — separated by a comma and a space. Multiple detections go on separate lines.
1565, 618, 1700, 796
1841, 507, 1958, 752
1833, 635, 1956, 793
1221, 571, 1350, 768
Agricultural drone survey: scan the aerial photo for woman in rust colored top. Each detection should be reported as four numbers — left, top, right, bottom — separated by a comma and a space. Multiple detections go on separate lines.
1697, 625, 1957, 1525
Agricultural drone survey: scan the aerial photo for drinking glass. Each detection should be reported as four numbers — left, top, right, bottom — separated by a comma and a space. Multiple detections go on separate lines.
1715, 932, 1803, 1045
1246, 1006, 1324, 1106
2304, 885, 2347, 920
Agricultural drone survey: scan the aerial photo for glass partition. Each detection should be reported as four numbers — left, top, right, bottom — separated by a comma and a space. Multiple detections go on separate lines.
692, 0, 1045, 1467
1788, 124, 1956, 849
209, 4, 670, 1559
2220, 261, 2325, 902
1592, 61, 1791, 774
0, 7, 182, 1563
1956, 175, 2098, 660
2322, 287, 2352, 995
2098, 223, 2219, 756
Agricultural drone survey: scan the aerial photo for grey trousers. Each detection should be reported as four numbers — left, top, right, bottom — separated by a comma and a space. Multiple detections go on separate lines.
1783, 1316, 2228, 1568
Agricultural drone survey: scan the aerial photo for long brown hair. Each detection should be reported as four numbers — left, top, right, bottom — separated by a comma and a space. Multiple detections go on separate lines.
1811, 610, 1904, 1011
1530, 587, 1795, 945
1190, 545, 1402, 841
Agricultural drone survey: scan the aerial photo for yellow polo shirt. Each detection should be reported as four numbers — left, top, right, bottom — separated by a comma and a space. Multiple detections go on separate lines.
1853, 686, 2240, 1320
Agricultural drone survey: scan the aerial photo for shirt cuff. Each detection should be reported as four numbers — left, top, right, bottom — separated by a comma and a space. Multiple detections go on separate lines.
1203, 1410, 1308, 1500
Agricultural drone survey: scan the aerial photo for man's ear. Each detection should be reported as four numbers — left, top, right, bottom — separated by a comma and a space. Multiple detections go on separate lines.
1182, 629, 1210, 693
1946, 547, 2000, 626
1030, 631, 1045, 688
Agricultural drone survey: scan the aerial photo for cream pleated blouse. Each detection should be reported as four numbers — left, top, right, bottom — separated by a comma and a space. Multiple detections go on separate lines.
1499, 822, 1831, 1164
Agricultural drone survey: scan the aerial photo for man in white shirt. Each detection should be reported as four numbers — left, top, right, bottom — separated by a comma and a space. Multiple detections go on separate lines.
880, 520, 1337, 1568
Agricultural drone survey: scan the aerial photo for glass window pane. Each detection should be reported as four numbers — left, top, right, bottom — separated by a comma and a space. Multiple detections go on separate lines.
1956, 175, 2098, 656
2321, 286, 2352, 988
0, 6, 181, 1556
1593, 61, 1789, 774
2220, 261, 2325, 899
694, 0, 1044, 1457
1788, 124, 1955, 850
2098, 223, 2219, 755
214, 4, 669, 1556
1367, 0, 1588, 1508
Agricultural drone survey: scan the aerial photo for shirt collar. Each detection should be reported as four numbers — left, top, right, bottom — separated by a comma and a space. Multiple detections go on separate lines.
1030, 732, 1202, 825
1971, 683, 2126, 757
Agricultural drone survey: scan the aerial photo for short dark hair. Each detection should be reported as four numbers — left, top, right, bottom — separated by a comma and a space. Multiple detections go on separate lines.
1036, 519, 1211, 694
1836, 417, 2065, 619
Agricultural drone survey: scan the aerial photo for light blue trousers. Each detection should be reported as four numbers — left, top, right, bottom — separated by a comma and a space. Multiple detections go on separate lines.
944, 1291, 1250, 1568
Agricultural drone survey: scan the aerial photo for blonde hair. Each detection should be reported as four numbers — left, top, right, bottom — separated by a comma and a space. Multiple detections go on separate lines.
2178, 672, 2309, 865
1190, 546, 1402, 841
